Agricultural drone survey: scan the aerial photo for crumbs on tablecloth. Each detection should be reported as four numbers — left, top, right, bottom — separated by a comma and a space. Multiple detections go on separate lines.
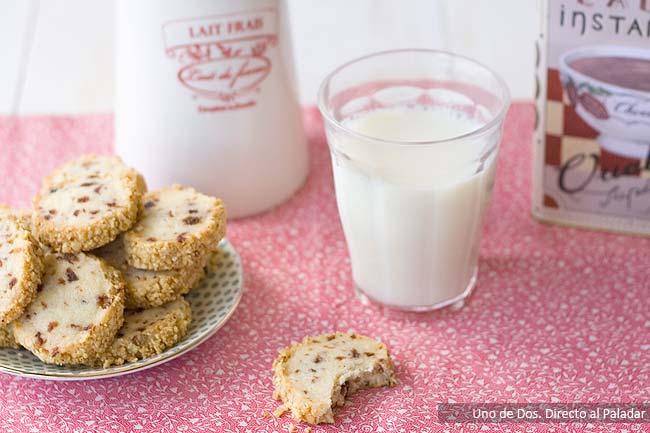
273, 404, 289, 418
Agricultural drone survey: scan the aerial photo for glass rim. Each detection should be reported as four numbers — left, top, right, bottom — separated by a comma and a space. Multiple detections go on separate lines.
317, 48, 511, 146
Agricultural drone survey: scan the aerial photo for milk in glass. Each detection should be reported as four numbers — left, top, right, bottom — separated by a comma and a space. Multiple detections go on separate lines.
329, 107, 497, 308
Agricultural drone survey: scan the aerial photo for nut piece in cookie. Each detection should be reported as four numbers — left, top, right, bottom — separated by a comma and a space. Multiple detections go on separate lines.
94, 237, 208, 309
101, 297, 191, 367
124, 185, 226, 271
272, 332, 397, 424
0, 215, 44, 326
12, 252, 125, 365
32, 155, 147, 253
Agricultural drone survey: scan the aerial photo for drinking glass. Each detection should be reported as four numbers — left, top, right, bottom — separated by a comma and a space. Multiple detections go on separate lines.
318, 49, 510, 311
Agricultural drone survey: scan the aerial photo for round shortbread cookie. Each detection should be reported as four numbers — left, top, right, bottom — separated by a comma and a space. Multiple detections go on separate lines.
272, 332, 397, 424
94, 237, 208, 309
101, 297, 191, 368
12, 252, 125, 365
124, 185, 225, 271
0, 325, 19, 348
32, 155, 147, 253
0, 215, 44, 326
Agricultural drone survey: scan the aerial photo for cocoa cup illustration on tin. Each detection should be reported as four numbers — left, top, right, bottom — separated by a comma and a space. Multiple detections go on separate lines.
559, 46, 650, 159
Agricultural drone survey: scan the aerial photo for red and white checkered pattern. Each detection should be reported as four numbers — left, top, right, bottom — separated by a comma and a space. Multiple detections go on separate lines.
541, 68, 646, 209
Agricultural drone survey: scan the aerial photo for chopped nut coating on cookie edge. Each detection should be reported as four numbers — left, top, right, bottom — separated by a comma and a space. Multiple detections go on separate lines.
0, 215, 44, 326
100, 297, 191, 368
94, 237, 209, 309
124, 185, 226, 271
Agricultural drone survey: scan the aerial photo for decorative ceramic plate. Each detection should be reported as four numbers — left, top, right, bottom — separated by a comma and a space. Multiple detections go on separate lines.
0, 239, 243, 380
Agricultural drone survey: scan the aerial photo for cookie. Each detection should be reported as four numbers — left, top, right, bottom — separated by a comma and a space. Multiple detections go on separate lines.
0, 325, 19, 349
124, 185, 225, 271
101, 297, 191, 368
0, 215, 44, 326
12, 252, 125, 365
32, 155, 147, 253
94, 237, 208, 309
272, 332, 397, 424
0, 205, 32, 229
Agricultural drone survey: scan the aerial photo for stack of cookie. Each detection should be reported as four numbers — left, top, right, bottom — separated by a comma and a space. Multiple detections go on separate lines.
0, 155, 226, 367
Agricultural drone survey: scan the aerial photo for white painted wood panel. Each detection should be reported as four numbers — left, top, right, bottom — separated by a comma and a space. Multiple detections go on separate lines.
289, 0, 539, 106
2, 0, 540, 114
0, 0, 34, 113
18, 0, 114, 114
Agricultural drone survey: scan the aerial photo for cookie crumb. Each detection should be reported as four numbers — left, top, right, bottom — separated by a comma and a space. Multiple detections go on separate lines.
273, 405, 289, 418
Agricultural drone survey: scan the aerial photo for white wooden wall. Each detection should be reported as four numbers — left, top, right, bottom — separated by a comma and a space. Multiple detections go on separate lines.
0, 0, 540, 114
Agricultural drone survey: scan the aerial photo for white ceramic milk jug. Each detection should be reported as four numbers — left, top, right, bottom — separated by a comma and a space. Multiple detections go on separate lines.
115, 0, 308, 218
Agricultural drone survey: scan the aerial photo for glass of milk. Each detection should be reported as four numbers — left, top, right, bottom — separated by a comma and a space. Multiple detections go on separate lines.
318, 49, 510, 311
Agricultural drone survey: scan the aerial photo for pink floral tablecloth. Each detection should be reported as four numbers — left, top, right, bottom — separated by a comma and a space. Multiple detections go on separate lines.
0, 104, 649, 433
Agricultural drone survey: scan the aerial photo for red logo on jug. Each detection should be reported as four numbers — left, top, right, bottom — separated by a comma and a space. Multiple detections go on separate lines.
162, 9, 277, 111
